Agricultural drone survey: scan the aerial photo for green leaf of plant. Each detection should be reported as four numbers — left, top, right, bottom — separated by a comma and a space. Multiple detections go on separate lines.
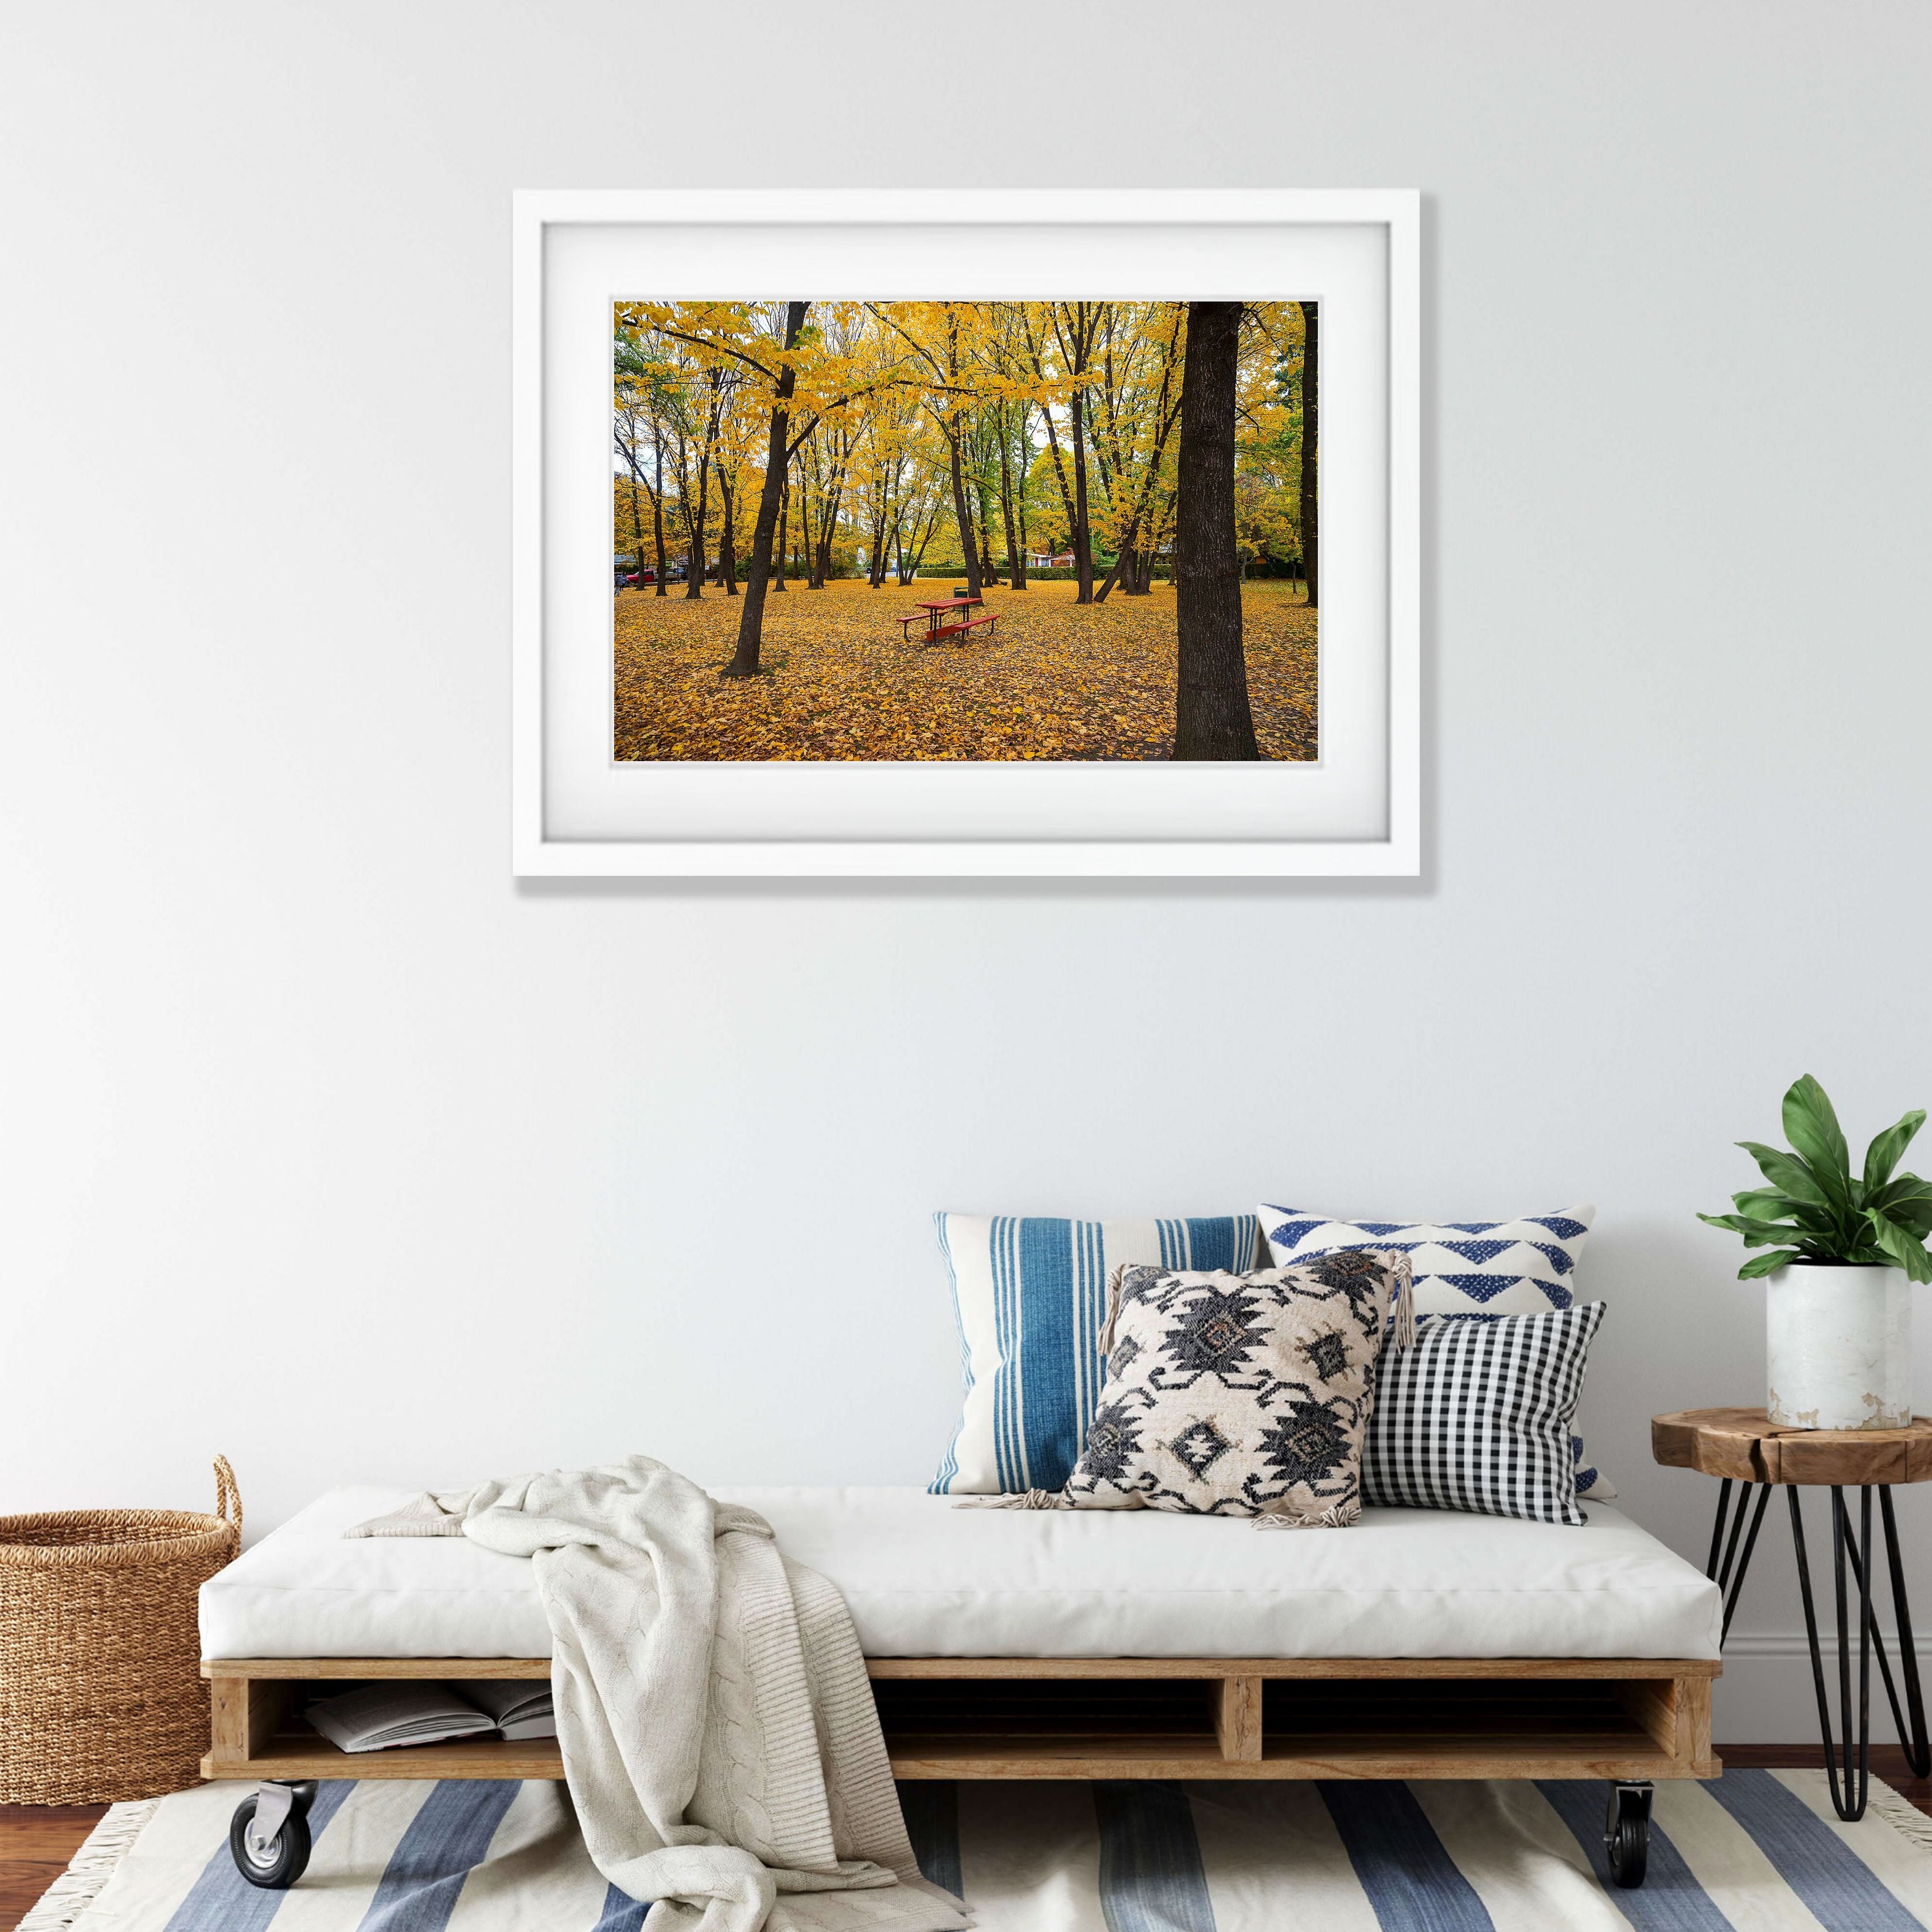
1783, 1075, 1852, 1202
1890, 1202, 1932, 1242
1731, 1189, 1839, 1234
1856, 1179, 1932, 1242
1869, 1174, 1932, 1216
1738, 1140, 1831, 1207
1738, 1248, 1801, 1279
1700, 1212, 1828, 1248
1864, 1111, 1927, 1195
1866, 1211, 1932, 1283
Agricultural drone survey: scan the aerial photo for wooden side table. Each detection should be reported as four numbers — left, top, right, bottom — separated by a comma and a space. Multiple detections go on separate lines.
1653, 1406, 1932, 1819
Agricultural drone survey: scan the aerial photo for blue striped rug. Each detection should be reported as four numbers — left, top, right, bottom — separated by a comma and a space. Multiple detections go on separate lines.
25, 1772, 1932, 1930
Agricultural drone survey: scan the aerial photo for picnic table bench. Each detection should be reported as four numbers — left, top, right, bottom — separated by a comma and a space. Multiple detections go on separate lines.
898, 597, 999, 646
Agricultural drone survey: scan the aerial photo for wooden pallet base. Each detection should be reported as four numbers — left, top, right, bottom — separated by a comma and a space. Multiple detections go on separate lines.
203, 1654, 1719, 1784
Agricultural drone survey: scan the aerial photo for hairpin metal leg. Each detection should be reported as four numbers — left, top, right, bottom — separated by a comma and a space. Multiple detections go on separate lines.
1721, 1484, 1770, 1641
1790, 1485, 1875, 1820
1705, 1477, 1770, 1642
1879, 1486, 1931, 1776
1705, 1477, 1735, 1580
1817, 1485, 1932, 1783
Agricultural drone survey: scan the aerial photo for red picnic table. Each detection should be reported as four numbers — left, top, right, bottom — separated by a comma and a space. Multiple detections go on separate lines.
896, 597, 999, 646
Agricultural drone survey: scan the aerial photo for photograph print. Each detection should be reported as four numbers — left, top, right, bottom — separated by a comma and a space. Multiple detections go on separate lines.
612, 300, 1317, 765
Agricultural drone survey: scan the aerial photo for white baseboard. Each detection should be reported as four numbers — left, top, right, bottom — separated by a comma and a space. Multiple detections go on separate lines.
1724, 1633, 1932, 1660
1714, 1632, 1930, 1743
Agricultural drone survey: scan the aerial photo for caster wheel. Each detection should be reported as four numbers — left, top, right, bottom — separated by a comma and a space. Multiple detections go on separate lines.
229, 1794, 313, 1889
1604, 1783, 1652, 1890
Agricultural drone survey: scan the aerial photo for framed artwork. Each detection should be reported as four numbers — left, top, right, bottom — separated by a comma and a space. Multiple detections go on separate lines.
512, 191, 1419, 876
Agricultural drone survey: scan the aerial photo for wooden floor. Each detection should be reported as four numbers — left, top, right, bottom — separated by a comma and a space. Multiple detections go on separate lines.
0, 1804, 107, 1932
2, 1750, 1927, 1931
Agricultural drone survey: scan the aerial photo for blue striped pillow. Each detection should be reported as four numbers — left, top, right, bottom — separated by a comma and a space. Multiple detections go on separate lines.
929, 1213, 1263, 1495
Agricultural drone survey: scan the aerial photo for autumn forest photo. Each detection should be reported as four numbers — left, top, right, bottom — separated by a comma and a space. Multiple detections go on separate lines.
612, 300, 1317, 763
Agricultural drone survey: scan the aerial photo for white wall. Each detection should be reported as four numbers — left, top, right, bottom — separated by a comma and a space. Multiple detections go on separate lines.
4, 1, 1929, 1743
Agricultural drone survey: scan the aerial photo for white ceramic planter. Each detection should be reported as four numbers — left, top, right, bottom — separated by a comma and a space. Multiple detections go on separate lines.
1766, 1263, 1912, 1430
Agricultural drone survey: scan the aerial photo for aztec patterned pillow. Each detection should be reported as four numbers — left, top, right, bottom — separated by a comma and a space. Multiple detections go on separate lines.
1052, 1251, 1413, 1525
1257, 1201, 1614, 1499
1362, 1301, 1607, 1526
929, 1213, 1263, 1495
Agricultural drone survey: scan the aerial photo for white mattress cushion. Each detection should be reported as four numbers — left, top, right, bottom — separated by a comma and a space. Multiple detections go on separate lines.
199, 1484, 1720, 1662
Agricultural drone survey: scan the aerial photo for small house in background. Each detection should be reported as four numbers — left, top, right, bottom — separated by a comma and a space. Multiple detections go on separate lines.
1024, 551, 1075, 570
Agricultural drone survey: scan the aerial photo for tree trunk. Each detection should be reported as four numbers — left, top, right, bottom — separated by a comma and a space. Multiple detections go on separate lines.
797, 447, 820, 589
901, 492, 939, 585
817, 438, 849, 584
1001, 405, 1027, 590
672, 429, 694, 591
947, 428, 982, 598
684, 450, 707, 597
773, 467, 788, 591
1298, 299, 1318, 611
622, 442, 648, 591
1173, 302, 1258, 761
1038, 409, 1078, 568
1096, 539, 1152, 602
804, 453, 823, 588
650, 418, 669, 594
792, 458, 807, 586
686, 370, 721, 598
1124, 313, 1184, 601
875, 465, 905, 590
722, 302, 805, 679
1070, 389, 1094, 602
868, 467, 892, 588
943, 313, 982, 598
1015, 409, 1030, 588
717, 471, 738, 595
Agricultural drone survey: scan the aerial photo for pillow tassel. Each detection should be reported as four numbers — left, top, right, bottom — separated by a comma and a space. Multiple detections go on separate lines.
1095, 1263, 1129, 1361
953, 1489, 1075, 1511
1255, 1501, 1356, 1531
1391, 1260, 1416, 1351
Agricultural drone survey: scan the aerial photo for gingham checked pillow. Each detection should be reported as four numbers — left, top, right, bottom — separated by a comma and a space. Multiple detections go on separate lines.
1364, 1301, 1608, 1526
1258, 1202, 1614, 1499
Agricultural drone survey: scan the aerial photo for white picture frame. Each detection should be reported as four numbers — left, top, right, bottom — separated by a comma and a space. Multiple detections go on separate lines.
513, 190, 1420, 877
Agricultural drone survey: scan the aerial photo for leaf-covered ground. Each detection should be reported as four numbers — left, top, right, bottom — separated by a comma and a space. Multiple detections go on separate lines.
612, 578, 1316, 762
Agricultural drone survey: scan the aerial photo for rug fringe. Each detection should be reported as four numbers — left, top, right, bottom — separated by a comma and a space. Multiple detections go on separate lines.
1864, 1779, 1932, 1854
16, 1797, 162, 1932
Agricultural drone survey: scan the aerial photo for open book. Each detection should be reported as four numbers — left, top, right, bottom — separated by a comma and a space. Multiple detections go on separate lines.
455, 1678, 557, 1741
306, 1680, 557, 1753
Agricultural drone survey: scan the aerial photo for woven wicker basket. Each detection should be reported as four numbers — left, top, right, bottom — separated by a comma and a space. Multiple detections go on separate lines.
0, 1457, 241, 1803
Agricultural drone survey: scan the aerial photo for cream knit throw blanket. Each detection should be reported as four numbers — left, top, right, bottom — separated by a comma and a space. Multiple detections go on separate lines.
348, 1460, 967, 1932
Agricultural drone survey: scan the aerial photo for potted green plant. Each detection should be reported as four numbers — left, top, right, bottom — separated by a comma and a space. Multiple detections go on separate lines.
1699, 1075, 1932, 1430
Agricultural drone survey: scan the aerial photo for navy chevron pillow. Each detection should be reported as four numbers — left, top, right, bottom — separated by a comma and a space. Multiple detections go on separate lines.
1260, 1204, 1594, 1313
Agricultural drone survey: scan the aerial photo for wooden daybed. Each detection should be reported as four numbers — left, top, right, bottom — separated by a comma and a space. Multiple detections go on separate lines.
200, 1486, 1724, 1891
